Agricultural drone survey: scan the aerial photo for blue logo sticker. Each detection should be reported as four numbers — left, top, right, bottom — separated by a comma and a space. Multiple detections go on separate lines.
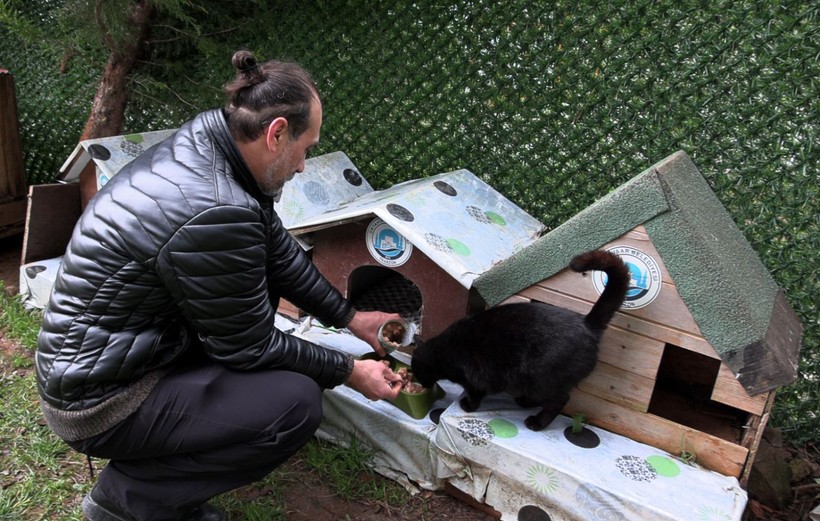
592, 245, 662, 309
366, 218, 413, 267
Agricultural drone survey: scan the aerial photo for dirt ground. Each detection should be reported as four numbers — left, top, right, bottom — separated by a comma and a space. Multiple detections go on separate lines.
0, 233, 22, 296
1, 233, 817, 521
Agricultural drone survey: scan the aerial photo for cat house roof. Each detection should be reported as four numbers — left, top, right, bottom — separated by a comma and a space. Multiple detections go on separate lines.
54, 137, 544, 289
473, 151, 802, 395
278, 151, 545, 289
57, 129, 177, 185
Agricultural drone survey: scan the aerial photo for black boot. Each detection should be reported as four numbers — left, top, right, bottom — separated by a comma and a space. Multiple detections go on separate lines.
83, 484, 227, 521
82, 485, 131, 521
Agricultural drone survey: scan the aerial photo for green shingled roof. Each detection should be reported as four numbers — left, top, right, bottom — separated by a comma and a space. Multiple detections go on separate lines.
473, 151, 802, 394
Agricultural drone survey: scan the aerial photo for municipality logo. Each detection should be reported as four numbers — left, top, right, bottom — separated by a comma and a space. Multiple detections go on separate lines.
366, 218, 413, 267
592, 245, 661, 309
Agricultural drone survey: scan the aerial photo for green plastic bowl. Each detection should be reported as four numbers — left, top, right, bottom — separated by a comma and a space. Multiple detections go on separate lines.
360, 352, 444, 420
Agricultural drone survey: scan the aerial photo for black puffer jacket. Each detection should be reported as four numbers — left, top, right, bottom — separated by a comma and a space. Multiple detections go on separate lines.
36, 109, 354, 440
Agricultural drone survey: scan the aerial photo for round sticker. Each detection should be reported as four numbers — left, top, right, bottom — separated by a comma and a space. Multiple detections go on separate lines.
592, 245, 662, 309
366, 218, 413, 267
488, 418, 518, 438
646, 455, 681, 477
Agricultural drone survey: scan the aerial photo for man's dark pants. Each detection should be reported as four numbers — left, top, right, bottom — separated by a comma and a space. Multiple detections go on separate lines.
68, 353, 323, 521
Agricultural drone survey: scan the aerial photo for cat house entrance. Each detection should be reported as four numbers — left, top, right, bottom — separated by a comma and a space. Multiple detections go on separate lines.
648, 344, 748, 443
348, 266, 423, 332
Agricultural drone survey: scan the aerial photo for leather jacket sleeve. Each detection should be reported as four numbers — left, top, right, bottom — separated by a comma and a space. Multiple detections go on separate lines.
264, 204, 354, 328
157, 204, 353, 388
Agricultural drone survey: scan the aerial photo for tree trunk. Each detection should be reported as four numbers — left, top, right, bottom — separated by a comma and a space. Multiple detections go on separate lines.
78, 0, 154, 207
79, 0, 154, 141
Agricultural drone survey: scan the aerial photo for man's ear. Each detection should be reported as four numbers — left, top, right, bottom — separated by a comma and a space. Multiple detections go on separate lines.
265, 117, 289, 152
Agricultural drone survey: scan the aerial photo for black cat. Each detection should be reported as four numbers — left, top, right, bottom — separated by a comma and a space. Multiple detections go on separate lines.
411, 249, 630, 431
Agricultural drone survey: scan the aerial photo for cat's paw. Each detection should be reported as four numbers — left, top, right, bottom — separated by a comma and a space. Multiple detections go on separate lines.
459, 397, 479, 412
524, 415, 547, 431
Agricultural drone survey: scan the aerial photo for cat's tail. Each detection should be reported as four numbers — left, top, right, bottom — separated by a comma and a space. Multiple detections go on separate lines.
570, 249, 630, 331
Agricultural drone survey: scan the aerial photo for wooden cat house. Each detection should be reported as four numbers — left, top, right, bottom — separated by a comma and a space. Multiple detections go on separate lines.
274, 152, 544, 342
472, 150, 803, 484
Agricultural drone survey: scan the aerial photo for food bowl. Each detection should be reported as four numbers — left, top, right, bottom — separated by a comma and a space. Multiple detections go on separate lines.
360, 352, 444, 420
377, 319, 416, 354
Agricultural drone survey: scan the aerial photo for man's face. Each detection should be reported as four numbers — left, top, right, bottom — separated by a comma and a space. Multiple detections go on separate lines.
261, 98, 322, 195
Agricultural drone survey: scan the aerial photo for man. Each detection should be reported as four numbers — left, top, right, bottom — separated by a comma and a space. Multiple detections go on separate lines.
35, 50, 403, 521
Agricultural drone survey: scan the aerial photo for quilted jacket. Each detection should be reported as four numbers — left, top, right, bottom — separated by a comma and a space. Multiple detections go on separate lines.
35, 109, 354, 441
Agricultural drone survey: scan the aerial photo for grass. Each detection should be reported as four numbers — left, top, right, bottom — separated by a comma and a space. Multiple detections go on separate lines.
0, 283, 414, 520
300, 436, 408, 505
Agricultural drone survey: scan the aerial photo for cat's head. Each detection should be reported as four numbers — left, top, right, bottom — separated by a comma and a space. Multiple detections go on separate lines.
410, 336, 439, 388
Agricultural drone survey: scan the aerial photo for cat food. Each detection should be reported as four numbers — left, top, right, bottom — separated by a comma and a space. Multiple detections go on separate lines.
402, 382, 426, 394
361, 352, 443, 419
385, 363, 427, 394
396, 367, 426, 394
379, 320, 406, 349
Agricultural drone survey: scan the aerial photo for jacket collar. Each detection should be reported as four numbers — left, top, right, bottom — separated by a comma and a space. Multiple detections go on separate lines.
199, 108, 270, 202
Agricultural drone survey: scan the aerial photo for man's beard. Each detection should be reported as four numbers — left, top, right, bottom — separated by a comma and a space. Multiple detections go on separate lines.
260, 158, 295, 197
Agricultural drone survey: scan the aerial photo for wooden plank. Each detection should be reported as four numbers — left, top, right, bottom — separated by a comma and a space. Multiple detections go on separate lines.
739, 391, 776, 486
0, 73, 26, 200
277, 298, 303, 321
598, 325, 665, 379
738, 290, 804, 393
577, 360, 654, 412
21, 183, 81, 265
0, 221, 24, 240
0, 199, 26, 228
620, 225, 650, 240
499, 294, 530, 305
520, 284, 719, 359
564, 389, 748, 478
536, 254, 704, 340
711, 363, 769, 415
540, 274, 703, 339
740, 391, 774, 448
443, 482, 502, 520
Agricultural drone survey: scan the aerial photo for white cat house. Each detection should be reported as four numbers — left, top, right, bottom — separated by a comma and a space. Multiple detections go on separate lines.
275, 152, 544, 341
21, 136, 546, 328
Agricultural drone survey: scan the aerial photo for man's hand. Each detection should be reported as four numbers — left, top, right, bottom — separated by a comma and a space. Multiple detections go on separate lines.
346, 310, 403, 357
346, 359, 403, 401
